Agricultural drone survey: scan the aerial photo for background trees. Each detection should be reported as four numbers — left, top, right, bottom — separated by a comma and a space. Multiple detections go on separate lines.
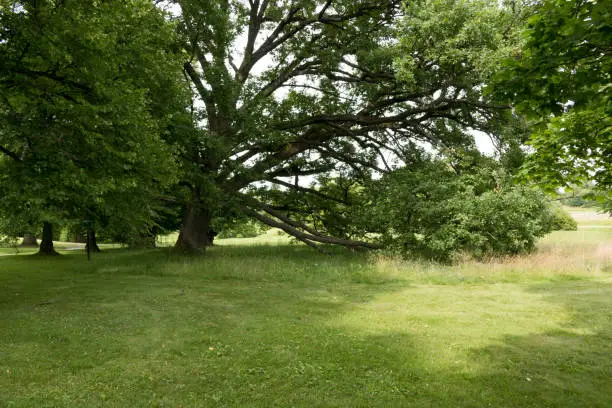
0, 0, 190, 253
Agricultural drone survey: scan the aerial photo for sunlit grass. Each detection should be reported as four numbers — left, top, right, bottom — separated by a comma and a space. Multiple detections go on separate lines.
156, 228, 291, 248
565, 206, 612, 227
0, 210, 611, 407
366, 228, 611, 285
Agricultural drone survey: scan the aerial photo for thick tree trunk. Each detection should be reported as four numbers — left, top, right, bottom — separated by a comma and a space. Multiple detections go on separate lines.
20, 233, 38, 247
38, 222, 59, 256
175, 205, 212, 252
85, 230, 101, 253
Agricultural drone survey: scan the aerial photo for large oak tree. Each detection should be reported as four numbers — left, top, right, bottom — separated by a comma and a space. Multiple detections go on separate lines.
169, 0, 518, 252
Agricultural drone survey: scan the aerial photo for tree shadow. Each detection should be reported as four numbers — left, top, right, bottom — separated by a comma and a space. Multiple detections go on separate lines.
458, 279, 612, 407
2, 247, 611, 407
0, 248, 412, 406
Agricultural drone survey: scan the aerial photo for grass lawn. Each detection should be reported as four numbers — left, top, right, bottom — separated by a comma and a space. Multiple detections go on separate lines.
565, 206, 612, 228
1, 223, 611, 407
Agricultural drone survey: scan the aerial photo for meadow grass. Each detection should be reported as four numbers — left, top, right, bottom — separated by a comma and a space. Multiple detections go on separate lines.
0, 216, 611, 407
565, 206, 612, 227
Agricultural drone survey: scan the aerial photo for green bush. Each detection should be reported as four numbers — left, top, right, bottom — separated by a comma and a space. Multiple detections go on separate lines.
367, 162, 556, 262
217, 219, 269, 239
550, 206, 578, 231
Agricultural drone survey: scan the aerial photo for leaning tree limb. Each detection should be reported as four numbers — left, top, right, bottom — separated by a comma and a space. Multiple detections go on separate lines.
241, 205, 382, 250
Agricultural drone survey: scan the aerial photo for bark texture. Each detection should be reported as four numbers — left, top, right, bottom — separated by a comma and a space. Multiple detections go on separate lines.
38, 222, 59, 255
85, 230, 101, 253
175, 205, 212, 252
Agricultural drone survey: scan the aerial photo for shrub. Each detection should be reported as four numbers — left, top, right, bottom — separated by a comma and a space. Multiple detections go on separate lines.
550, 206, 578, 231
367, 162, 556, 262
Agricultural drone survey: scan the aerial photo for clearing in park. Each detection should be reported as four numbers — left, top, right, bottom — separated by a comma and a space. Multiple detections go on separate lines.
1, 209, 610, 407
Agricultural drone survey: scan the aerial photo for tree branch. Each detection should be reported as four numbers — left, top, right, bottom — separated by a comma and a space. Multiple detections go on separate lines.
0, 145, 22, 162
242, 206, 382, 250
267, 177, 350, 205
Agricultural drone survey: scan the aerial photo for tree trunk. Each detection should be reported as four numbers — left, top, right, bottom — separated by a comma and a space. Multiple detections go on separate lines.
38, 222, 59, 256
85, 230, 101, 253
70, 225, 86, 243
208, 229, 218, 246
20, 233, 38, 247
175, 205, 212, 252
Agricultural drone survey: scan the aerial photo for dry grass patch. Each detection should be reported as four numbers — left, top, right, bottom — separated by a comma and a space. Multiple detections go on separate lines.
369, 229, 612, 284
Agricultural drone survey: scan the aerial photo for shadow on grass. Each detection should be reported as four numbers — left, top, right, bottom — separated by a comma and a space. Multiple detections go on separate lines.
1, 247, 611, 407
459, 279, 612, 408
290, 279, 612, 408
0, 247, 414, 407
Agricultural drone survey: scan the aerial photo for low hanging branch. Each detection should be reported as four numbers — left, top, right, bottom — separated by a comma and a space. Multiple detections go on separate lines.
241, 205, 382, 251
241, 207, 329, 253
0, 145, 22, 162
251, 200, 328, 238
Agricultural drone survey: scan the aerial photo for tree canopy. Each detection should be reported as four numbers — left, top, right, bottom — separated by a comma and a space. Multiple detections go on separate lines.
0, 0, 190, 251
0, 0, 584, 258
165, 0, 524, 252
494, 0, 611, 206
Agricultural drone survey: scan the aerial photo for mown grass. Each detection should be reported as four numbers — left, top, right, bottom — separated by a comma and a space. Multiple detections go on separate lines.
0, 218, 611, 407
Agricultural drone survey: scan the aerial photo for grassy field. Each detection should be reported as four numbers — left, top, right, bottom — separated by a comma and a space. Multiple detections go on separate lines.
0, 213, 611, 407
565, 206, 612, 228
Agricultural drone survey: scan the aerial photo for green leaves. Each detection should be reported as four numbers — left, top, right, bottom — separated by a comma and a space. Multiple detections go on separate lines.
365, 159, 556, 262
395, 0, 514, 90
494, 0, 611, 205
0, 0, 190, 238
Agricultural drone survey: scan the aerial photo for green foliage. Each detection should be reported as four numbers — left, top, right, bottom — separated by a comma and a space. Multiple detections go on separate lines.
0, 0, 190, 240
367, 159, 555, 262
549, 206, 578, 231
165, 0, 529, 250
494, 0, 611, 202
556, 183, 600, 208
0, 233, 18, 248
396, 0, 517, 87
216, 219, 269, 239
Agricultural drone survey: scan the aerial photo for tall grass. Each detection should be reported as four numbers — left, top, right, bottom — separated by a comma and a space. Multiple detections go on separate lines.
367, 229, 611, 285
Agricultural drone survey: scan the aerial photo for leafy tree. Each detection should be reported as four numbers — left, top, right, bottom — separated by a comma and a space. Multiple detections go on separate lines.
168, 0, 521, 252
494, 0, 611, 207
364, 156, 556, 262
0, 0, 190, 253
